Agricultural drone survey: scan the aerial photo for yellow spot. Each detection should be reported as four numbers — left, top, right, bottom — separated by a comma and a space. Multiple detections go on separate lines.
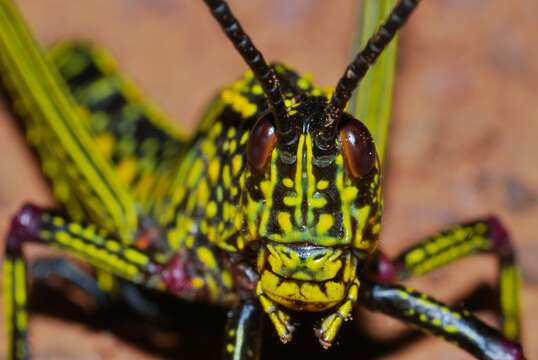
105, 241, 120, 252
243, 103, 257, 118
240, 132, 249, 145
52, 216, 65, 226
444, 324, 458, 333
222, 165, 232, 187
201, 140, 217, 158
192, 277, 205, 288
342, 187, 358, 202
197, 247, 217, 269
283, 196, 298, 207
297, 77, 309, 90
117, 157, 138, 185
317, 214, 334, 233
282, 178, 294, 188
311, 88, 322, 96
426, 240, 440, 254
310, 194, 327, 208
94, 133, 115, 159
197, 180, 210, 206
222, 271, 234, 289
317, 180, 329, 190
184, 235, 195, 248
82, 226, 96, 242
56, 231, 71, 245
208, 159, 220, 184
277, 212, 293, 232
252, 84, 263, 95
207, 202, 217, 218
226, 344, 234, 353
68, 223, 82, 234
124, 249, 148, 265
406, 249, 426, 265
232, 155, 243, 175
229, 140, 237, 154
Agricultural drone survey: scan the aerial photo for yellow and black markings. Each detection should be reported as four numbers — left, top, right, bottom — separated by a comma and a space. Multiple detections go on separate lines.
0, 0, 525, 359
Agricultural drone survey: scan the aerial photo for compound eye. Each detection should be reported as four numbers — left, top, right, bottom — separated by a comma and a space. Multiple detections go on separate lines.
247, 113, 277, 171
339, 119, 376, 179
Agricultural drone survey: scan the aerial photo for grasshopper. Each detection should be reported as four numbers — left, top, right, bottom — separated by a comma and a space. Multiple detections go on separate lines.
0, 0, 527, 359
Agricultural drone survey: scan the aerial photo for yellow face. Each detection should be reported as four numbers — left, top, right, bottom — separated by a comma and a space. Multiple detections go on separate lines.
243, 96, 382, 313
257, 243, 358, 311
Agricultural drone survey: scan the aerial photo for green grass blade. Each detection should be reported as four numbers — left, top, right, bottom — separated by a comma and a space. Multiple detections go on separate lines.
349, 0, 399, 165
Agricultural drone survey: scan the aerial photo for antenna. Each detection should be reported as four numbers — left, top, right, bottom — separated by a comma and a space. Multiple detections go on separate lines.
322, 0, 420, 143
203, 0, 291, 137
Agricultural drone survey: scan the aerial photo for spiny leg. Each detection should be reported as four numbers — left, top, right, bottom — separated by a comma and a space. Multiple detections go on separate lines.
3, 240, 28, 360
3, 204, 205, 360
360, 282, 525, 360
371, 217, 521, 341
32, 257, 160, 318
32, 257, 108, 305
222, 300, 264, 360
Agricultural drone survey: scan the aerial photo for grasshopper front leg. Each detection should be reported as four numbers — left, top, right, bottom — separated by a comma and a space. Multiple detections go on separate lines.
360, 282, 525, 360
222, 300, 264, 360
2, 204, 206, 360
370, 217, 522, 341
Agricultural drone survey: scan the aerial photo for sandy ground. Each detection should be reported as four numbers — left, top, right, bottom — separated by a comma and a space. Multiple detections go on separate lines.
0, 0, 537, 359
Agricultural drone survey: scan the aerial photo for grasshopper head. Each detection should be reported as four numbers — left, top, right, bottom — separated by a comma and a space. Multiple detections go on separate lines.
243, 93, 382, 312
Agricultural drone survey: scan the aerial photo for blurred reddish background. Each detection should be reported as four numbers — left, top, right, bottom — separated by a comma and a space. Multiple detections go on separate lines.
0, 0, 537, 359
